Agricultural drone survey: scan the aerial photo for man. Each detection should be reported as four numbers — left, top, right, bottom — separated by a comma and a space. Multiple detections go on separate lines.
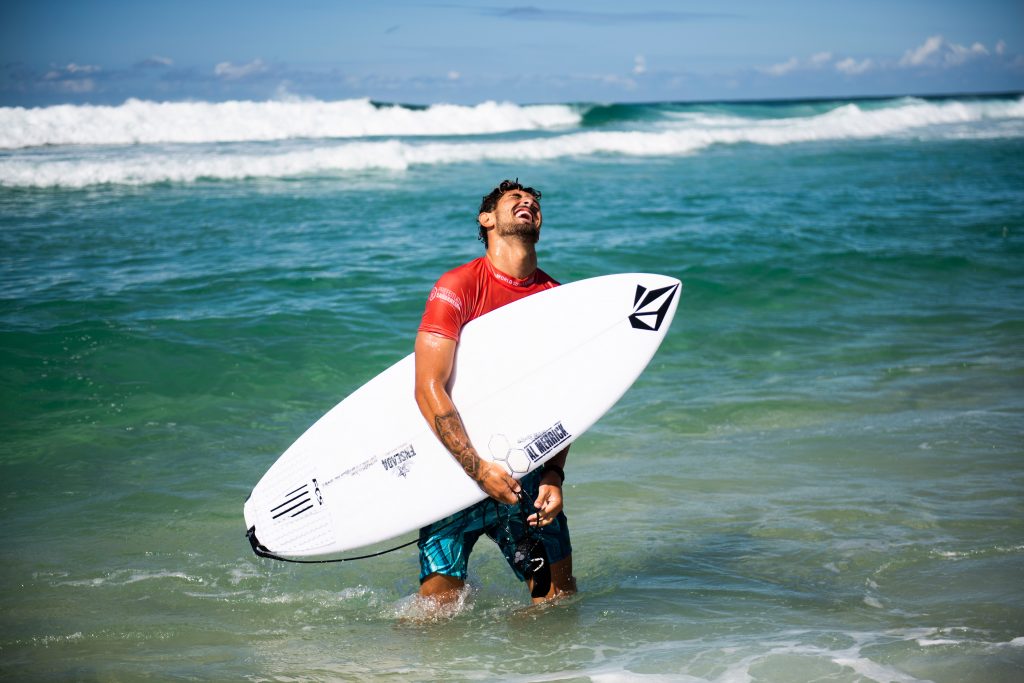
413, 179, 576, 605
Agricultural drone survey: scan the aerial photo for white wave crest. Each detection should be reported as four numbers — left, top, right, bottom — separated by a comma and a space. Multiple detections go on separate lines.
2, 97, 1021, 188
0, 97, 582, 148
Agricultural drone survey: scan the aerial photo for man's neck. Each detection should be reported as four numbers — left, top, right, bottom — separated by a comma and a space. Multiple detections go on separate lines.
485, 241, 538, 280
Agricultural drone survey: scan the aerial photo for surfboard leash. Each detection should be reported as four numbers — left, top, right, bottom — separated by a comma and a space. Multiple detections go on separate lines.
245, 502, 484, 564
247, 525, 422, 564
246, 490, 550, 586
510, 491, 552, 598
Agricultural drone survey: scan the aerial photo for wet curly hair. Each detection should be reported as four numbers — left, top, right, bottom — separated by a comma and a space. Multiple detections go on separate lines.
477, 178, 541, 247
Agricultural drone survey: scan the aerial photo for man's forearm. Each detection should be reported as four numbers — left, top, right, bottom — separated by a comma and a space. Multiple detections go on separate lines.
416, 370, 486, 482
548, 446, 569, 470
433, 408, 483, 482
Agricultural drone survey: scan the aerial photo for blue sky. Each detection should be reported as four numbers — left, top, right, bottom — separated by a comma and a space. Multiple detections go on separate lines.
2, 0, 1022, 105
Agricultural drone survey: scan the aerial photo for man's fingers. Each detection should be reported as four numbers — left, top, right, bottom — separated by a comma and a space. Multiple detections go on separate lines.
505, 474, 521, 502
479, 462, 521, 504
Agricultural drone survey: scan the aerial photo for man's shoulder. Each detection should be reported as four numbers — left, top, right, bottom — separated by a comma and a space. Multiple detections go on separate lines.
435, 257, 487, 288
425, 257, 486, 315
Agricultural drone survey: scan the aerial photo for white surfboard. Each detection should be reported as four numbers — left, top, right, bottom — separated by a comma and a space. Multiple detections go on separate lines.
244, 273, 681, 560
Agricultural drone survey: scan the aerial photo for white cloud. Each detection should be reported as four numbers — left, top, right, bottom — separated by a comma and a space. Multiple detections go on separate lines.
809, 52, 833, 68
214, 59, 267, 79
760, 57, 799, 77
899, 35, 990, 68
759, 52, 836, 77
757, 35, 1004, 83
66, 62, 101, 74
39, 63, 100, 92
900, 35, 944, 67
633, 54, 647, 75
947, 42, 988, 65
273, 81, 313, 102
45, 63, 101, 79
835, 57, 873, 75
447, 70, 461, 81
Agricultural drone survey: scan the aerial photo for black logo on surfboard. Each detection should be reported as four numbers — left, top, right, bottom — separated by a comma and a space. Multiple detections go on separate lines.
270, 483, 315, 520
381, 444, 417, 478
524, 422, 571, 463
629, 283, 679, 332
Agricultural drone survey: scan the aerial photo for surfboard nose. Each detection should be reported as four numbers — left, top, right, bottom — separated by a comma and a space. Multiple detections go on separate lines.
628, 277, 681, 332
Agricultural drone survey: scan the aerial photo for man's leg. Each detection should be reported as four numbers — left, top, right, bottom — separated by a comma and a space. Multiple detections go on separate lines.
419, 572, 466, 604
417, 506, 484, 606
528, 554, 577, 603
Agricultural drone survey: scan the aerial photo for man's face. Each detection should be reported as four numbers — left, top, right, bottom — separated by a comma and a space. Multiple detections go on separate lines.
485, 189, 542, 243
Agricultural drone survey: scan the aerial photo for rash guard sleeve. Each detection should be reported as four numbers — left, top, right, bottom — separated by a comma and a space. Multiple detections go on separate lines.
418, 272, 474, 341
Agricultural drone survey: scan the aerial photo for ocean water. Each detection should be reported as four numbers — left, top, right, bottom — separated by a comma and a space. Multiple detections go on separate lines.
1, 94, 1023, 682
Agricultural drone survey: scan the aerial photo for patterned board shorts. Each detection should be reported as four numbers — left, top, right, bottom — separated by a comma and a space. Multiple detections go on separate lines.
417, 468, 572, 582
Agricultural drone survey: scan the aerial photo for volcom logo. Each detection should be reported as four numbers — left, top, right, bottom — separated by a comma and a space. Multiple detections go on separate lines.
629, 282, 679, 331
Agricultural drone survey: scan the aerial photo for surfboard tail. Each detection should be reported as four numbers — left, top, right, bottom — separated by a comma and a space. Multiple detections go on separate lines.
246, 525, 268, 557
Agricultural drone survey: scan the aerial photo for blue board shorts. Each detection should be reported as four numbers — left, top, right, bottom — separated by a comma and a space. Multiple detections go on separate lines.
418, 469, 572, 582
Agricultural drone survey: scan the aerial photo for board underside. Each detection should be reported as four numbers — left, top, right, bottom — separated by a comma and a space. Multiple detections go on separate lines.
244, 273, 681, 560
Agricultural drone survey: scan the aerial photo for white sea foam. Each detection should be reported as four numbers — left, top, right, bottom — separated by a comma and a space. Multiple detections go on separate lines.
516, 632, 943, 683
2, 97, 1021, 188
31, 632, 85, 647
390, 584, 475, 622
0, 98, 581, 148
59, 569, 205, 586
932, 544, 1024, 560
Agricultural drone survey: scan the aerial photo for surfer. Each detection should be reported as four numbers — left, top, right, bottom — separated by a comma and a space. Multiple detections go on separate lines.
414, 179, 577, 605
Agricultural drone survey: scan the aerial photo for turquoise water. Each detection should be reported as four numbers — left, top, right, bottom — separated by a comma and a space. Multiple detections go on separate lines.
2, 95, 1023, 681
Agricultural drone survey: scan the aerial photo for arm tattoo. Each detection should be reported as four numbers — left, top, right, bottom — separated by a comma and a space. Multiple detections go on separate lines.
434, 410, 481, 481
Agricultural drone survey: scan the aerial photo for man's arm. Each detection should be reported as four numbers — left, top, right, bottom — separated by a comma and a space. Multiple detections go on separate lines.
414, 331, 521, 504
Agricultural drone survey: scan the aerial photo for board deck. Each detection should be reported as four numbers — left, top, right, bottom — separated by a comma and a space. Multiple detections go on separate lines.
244, 273, 681, 560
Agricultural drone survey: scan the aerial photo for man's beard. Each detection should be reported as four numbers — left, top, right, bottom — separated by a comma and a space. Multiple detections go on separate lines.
496, 220, 540, 244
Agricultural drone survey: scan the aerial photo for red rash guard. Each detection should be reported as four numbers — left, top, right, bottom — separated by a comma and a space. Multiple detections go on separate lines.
418, 257, 559, 341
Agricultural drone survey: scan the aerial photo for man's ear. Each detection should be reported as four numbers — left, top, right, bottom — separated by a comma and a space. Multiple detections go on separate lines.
478, 211, 496, 228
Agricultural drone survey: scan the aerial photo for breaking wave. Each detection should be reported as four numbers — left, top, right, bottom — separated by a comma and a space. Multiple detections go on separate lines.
0, 97, 582, 148
1, 95, 1021, 188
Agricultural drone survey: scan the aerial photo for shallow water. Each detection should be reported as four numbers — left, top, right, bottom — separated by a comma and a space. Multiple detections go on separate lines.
2, 95, 1023, 681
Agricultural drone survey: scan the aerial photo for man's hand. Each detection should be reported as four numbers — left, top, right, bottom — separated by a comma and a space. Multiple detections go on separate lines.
528, 477, 564, 527
475, 460, 521, 504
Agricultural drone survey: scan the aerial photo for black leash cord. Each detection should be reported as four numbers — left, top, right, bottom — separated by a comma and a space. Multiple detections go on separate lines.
245, 496, 480, 564
247, 525, 422, 564
246, 489, 545, 568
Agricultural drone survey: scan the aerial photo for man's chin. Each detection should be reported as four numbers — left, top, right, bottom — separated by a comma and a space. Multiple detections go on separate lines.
497, 225, 540, 244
